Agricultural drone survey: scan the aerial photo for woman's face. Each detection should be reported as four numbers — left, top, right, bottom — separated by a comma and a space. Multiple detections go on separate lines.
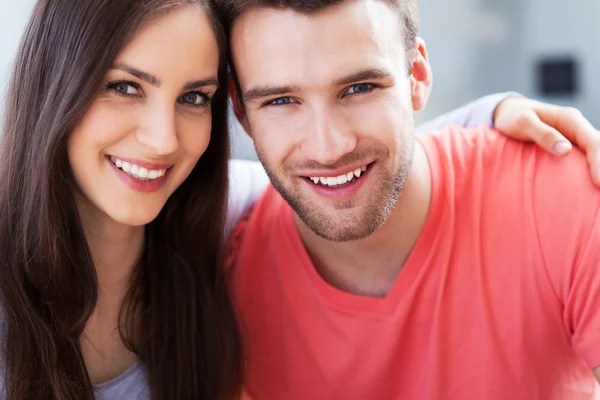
68, 6, 220, 227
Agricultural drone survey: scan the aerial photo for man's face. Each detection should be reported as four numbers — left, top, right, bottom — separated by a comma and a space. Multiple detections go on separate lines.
231, 0, 428, 242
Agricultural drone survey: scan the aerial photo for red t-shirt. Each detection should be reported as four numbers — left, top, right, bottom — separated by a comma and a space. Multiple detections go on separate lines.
229, 126, 600, 400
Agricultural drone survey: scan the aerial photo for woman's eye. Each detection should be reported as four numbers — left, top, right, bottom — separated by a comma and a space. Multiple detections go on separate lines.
109, 82, 140, 96
345, 83, 373, 95
179, 92, 208, 107
269, 97, 293, 106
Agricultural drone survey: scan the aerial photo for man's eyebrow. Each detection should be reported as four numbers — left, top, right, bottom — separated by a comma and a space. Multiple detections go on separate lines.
333, 68, 393, 86
241, 68, 392, 103
113, 63, 161, 87
243, 85, 301, 104
183, 78, 219, 91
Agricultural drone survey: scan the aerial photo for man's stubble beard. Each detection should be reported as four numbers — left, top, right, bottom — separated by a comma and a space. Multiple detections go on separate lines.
254, 133, 416, 243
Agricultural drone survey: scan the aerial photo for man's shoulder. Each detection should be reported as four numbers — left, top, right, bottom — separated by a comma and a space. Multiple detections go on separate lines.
525, 133, 600, 270
423, 124, 600, 255
420, 124, 529, 170
421, 124, 597, 199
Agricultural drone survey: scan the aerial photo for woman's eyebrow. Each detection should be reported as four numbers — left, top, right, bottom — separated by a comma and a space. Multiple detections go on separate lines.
113, 62, 160, 87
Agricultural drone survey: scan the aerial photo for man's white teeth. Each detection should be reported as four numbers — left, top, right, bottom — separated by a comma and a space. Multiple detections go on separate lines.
110, 157, 167, 181
309, 164, 370, 187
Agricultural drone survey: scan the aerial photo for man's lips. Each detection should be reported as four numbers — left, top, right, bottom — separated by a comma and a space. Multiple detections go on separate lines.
302, 162, 375, 199
298, 161, 374, 179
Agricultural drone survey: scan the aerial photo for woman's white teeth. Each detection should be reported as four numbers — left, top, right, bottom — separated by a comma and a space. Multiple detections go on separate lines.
110, 157, 166, 181
138, 167, 149, 179
310, 164, 370, 187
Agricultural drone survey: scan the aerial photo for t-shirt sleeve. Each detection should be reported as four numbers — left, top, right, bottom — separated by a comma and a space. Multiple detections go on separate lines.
225, 159, 270, 238
567, 212, 600, 369
532, 147, 600, 369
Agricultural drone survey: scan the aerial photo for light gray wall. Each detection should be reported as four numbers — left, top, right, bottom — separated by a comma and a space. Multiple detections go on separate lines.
473, 0, 598, 127
468, 0, 529, 105
524, 0, 599, 123
417, 0, 510, 123
0, 0, 36, 120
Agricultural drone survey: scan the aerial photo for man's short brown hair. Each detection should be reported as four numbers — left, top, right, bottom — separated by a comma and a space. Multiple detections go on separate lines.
221, 0, 420, 103
222, 0, 419, 54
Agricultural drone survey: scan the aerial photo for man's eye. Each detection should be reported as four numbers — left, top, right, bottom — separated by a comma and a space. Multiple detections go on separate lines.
345, 83, 374, 95
269, 97, 293, 106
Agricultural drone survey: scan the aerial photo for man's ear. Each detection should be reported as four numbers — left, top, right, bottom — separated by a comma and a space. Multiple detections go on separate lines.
228, 77, 252, 136
409, 38, 433, 112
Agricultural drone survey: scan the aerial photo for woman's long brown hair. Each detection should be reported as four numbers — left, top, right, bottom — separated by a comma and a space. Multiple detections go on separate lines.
0, 0, 242, 398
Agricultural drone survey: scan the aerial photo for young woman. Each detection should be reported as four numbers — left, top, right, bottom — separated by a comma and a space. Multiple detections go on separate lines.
0, 0, 242, 398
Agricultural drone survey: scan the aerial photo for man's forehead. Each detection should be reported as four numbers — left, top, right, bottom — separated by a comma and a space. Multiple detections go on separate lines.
231, 0, 406, 88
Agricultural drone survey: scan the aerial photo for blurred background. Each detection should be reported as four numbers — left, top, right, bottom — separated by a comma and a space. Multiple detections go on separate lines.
1, 0, 596, 160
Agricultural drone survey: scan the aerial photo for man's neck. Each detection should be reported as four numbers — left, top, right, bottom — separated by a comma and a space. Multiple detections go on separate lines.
295, 142, 432, 298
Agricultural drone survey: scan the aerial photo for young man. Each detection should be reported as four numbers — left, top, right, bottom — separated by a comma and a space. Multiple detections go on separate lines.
225, 1, 600, 398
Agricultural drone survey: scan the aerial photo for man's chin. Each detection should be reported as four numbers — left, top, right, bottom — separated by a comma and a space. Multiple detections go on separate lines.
274, 180, 391, 241
313, 227, 378, 243
298, 210, 384, 243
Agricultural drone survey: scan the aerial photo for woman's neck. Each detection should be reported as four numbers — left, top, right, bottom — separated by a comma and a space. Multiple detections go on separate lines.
76, 195, 145, 384
77, 196, 144, 294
